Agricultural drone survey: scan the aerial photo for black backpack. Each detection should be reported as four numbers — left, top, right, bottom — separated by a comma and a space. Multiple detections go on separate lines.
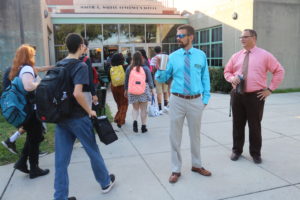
35, 60, 81, 123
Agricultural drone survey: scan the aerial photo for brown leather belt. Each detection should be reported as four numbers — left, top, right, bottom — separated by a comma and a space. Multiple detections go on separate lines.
172, 93, 201, 99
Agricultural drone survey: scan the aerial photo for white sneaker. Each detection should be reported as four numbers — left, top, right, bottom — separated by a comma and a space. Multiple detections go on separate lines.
163, 106, 169, 114
102, 174, 116, 193
158, 110, 164, 115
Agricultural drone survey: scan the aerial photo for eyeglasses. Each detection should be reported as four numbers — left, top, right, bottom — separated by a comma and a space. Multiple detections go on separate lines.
239, 36, 253, 39
176, 34, 187, 39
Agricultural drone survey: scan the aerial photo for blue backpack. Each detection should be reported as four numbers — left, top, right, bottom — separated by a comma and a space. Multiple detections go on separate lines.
0, 76, 28, 127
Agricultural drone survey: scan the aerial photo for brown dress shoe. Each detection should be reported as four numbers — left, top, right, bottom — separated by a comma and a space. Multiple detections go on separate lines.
168, 172, 181, 183
191, 167, 212, 176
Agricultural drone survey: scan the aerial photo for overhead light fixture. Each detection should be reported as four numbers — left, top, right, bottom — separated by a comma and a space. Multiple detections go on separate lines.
232, 12, 238, 20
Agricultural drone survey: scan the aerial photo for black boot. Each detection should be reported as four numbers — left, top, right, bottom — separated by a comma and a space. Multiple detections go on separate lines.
14, 159, 29, 174
141, 125, 148, 133
133, 121, 138, 133
29, 166, 50, 179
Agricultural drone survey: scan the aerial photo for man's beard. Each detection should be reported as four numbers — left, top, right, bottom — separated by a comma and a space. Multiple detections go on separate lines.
179, 41, 188, 48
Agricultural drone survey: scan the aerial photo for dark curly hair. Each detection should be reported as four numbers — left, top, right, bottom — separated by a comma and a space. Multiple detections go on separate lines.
111, 53, 125, 66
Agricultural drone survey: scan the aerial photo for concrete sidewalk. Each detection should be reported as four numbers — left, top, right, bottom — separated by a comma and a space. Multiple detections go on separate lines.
1, 91, 300, 200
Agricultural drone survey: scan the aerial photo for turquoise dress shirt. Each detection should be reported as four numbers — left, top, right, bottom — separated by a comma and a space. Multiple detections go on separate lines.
155, 47, 211, 104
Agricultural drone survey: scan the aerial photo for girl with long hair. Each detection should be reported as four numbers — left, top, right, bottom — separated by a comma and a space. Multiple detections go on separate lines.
124, 52, 154, 133
11, 44, 49, 179
109, 53, 128, 128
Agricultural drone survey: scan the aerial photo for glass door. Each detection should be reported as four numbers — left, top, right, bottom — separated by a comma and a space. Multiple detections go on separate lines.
119, 45, 133, 65
89, 45, 103, 70
147, 43, 160, 59
119, 44, 160, 64
133, 44, 145, 53
119, 45, 133, 57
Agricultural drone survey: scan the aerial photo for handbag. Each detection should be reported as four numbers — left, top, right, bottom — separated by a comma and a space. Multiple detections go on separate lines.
92, 116, 118, 145
148, 95, 160, 117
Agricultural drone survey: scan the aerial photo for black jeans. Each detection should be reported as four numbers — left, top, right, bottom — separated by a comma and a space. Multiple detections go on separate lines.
231, 90, 265, 157
19, 111, 43, 169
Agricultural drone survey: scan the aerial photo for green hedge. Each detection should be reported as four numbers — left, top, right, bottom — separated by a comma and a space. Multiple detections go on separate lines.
209, 67, 232, 93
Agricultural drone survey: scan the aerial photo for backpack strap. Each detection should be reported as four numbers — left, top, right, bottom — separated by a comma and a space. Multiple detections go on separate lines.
83, 56, 89, 63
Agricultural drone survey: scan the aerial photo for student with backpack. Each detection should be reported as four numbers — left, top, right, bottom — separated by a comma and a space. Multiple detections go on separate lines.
139, 49, 155, 86
7, 44, 49, 179
53, 33, 115, 200
1, 63, 52, 156
109, 53, 128, 128
150, 46, 169, 114
124, 52, 154, 133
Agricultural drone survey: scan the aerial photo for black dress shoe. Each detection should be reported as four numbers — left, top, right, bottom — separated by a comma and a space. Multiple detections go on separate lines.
14, 161, 29, 174
252, 156, 262, 164
230, 153, 240, 161
29, 166, 50, 179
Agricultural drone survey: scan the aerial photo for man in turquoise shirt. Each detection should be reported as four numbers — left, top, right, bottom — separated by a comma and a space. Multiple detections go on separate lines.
156, 24, 211, 183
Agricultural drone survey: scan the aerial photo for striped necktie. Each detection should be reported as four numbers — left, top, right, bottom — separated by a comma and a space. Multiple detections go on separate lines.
242, 50, 250, 91
183, 51, 191, 95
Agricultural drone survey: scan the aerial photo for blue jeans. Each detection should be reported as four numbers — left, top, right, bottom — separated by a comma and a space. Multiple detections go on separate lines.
54, 116, 110, 200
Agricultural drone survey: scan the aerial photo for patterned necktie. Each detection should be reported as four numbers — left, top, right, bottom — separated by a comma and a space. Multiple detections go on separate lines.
183, 51, 191, 95
242, 50, 250, 91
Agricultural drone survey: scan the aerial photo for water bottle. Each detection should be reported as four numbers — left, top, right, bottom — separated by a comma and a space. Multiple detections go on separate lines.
238, 75, 243, 81
61, 91, 67, 101
159, 54, 168, 70
236, 75, 244, 94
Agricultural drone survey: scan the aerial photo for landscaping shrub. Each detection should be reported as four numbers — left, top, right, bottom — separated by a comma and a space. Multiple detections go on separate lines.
209, 67, 232, 93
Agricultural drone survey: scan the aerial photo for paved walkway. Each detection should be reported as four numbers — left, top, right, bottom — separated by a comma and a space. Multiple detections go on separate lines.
1, 91, 300, 200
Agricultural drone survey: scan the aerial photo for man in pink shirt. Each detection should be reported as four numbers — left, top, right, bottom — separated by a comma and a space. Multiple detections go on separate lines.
224, 29, 284, 164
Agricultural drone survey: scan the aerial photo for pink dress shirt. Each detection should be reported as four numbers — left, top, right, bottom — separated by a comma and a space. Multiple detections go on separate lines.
224, 46, 285, 92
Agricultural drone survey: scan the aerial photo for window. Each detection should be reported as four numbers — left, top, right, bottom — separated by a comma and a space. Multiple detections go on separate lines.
54, 45, 68, 61
86, 24, 102, 44
130, 24, 145, 43
146, 24, 157, 43
119, 24, 130, 43
103, 24, 118, 45
195, 26, 222, 67
53, 23, 185, 62
54, 24, 85, 45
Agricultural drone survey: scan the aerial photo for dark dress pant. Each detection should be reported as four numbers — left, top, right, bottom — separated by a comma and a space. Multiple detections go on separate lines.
231, 90, 265, 157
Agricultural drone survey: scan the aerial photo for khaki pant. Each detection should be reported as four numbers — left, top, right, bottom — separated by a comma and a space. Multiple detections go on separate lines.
169, 94, 205, 173
155, 80, 168, 94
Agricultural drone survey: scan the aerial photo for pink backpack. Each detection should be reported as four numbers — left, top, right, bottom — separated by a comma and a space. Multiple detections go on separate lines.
128, 66, 146, 95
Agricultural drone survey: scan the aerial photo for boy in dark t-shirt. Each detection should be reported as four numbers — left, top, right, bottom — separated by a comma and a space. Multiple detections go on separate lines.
53, 33, 115, 200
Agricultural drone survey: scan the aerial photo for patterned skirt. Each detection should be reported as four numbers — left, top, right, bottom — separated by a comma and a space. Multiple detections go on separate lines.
128, 84, 152, 104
